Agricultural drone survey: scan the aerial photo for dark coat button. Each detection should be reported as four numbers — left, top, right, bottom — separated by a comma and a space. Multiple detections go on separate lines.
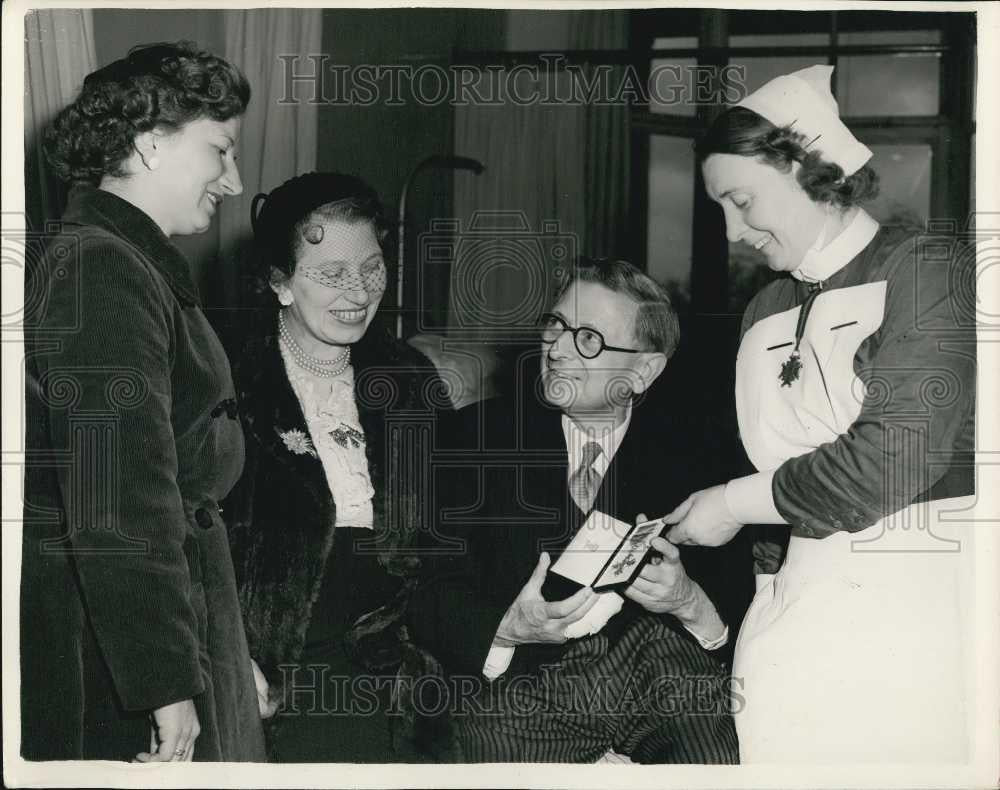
195, 508, 213, 530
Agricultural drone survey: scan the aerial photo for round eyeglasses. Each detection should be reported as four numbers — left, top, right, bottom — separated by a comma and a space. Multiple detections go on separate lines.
538, 312, 645, 360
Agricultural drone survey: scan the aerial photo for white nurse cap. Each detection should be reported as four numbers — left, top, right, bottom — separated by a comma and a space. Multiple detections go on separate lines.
736, 64, 872, 176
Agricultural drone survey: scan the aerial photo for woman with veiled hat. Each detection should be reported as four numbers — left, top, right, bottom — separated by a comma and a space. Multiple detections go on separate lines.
223, 172, 444, 762
661, 66, 976, 761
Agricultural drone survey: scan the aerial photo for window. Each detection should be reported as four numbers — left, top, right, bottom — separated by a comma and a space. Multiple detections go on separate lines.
650, 37, 698, 116
647, 135, 695, 287
632, 10, 975, 314
838, 30, 942, 117
728, 33, 830, 99
865, 144, 933, 225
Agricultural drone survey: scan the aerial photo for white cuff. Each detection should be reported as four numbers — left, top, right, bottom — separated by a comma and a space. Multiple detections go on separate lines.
562, 591, 624, 639
483, 643, 515, 680
724, 471, 786, 525
684, 623, 729, 651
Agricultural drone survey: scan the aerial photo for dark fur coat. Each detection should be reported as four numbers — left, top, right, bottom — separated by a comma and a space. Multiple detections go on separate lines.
224, 315, 448, 747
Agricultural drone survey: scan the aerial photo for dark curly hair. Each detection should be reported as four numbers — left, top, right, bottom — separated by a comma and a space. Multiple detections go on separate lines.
250, 172, 390, 284
695, 106, 879, 208
44, 41, 250, 185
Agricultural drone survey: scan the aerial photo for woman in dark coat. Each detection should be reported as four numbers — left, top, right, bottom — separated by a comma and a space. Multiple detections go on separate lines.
225, 172, 445, 762
21, 42, 266, 762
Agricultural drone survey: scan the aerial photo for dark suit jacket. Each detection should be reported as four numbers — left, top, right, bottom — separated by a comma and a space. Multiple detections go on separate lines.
410, 359, 754, 679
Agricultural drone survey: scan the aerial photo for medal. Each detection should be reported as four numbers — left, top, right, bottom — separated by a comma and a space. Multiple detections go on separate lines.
779, 352, 803, 387
778, 281, 824, 388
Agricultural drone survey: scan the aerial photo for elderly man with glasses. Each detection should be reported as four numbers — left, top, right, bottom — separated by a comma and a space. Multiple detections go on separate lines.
410, 259, 750, 764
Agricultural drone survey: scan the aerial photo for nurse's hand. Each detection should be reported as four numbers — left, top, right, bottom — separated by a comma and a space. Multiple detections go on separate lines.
663, 485, 743, 547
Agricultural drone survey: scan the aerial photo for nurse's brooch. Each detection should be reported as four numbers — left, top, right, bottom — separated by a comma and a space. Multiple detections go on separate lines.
779, 352, 803, 386
779, 281, 824, 387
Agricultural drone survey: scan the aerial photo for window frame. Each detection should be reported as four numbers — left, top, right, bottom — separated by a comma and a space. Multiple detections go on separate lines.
630, 9, 976, 314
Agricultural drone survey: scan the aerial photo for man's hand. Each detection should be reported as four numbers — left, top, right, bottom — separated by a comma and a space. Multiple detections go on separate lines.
624, 533, 696, 615
626, 514, 727, 646
495, 552, 599, 646
663, 484, 744, 547
134, 698, 200, 762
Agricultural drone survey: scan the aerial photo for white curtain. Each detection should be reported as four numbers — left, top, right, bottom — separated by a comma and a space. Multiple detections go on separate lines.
449, 10, 629, 336
24, 9, 97, 230
221, 9, 322, 308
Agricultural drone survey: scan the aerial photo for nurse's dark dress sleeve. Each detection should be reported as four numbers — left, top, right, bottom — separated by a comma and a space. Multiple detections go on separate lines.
771, 235, 976, 538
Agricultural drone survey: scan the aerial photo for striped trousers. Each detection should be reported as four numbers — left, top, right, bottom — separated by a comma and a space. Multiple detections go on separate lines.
454, 615, 739, 763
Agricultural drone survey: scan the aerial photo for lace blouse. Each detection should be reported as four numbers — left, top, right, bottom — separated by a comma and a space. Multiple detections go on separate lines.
280, 343, 374, 529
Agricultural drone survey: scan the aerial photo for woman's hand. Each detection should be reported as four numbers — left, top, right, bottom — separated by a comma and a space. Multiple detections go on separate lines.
134, 698, 200, 762
663, 485, 744, 547
251, 658, 279, 719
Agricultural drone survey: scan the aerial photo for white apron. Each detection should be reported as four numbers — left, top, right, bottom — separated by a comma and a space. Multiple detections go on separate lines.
732, 281, 975, 763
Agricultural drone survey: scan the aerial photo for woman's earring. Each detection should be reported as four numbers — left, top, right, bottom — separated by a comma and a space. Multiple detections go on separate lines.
277, 289, 294, 306
146, 156, 160, 171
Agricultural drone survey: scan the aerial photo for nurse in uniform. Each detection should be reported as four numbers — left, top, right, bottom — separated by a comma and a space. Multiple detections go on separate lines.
665, 66, 977, 762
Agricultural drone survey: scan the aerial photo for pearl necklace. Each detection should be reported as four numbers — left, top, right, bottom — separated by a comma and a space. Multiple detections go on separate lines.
278, 310, 351, 378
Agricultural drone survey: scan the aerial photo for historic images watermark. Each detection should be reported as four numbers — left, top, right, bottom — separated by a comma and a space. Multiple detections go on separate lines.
277, 56, 748, 108
274, 666, 744, 719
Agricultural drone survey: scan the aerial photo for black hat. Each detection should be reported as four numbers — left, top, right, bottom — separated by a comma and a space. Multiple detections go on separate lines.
250, 171, 382, 267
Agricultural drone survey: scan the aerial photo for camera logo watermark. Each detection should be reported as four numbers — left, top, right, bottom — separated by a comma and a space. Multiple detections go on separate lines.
2, 216, 82, 332
422, 211, 576, 336
850, 212, 996, 553
5, 212, 153, 554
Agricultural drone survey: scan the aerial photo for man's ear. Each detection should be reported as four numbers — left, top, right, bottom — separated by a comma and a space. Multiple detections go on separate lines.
631, 352, 667, 395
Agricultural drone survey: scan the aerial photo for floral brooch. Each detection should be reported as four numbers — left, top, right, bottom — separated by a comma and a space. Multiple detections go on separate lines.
330, 424, 365, 450
278, 428, 317, 458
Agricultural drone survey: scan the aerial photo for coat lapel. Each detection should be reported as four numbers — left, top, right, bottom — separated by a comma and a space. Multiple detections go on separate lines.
592, 413, 639, 524
235, 323, 332, 515
61, 185, 202, 307
519, 398, 581, 555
